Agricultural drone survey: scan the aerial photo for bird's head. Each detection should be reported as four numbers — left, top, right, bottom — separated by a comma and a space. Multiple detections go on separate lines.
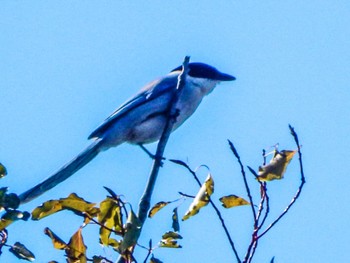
171, 62, 235, 95
171, 62, 236, 81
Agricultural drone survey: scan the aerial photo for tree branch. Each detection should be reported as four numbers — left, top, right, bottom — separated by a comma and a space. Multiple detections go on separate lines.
258, 125, 305, 239
117, 56, 190, 263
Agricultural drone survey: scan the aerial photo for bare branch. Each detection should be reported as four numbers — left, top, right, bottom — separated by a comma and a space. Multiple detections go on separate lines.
228, 140, 257, 223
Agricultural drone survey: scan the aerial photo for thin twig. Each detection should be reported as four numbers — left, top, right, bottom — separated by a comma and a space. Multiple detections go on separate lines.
228, 140, 257, 223
141, 239, 152, 263
257, 183, 270, 231
170, 159, 241, 263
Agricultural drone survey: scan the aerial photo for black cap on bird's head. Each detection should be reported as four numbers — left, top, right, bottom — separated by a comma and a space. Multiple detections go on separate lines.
171, 62, 236, 81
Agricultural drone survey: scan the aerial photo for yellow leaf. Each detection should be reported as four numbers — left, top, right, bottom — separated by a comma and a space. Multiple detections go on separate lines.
32, 200, 63, 220
148, 201, 170, 218
0, 210, 30, 230
60, 193, 97, 215
219, 195, 250, 208
98, 197, 123, 246
107, 238, 121, 251
66, 228, 87, 263
257, 150, 296, 181
32, 193, 97, 220
182, 173, 214, 221
44, 227, 67, 250
159, 239, 182, 248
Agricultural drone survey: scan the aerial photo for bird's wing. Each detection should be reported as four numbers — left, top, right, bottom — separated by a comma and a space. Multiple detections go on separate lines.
88, 74, 178, 139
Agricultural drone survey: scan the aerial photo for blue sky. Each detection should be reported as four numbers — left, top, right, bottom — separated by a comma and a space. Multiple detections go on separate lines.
1, 1, 350, 262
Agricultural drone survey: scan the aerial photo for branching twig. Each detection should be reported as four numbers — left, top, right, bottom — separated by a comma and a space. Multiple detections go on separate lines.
170, 159, 241, 263
258, 125, 305, 239
117, 57, 190, 263
228, 140, 257, 223
137, 56, 190, 223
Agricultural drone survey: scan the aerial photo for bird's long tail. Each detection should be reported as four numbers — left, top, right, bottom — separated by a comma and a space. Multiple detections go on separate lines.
19, 139, 103, 204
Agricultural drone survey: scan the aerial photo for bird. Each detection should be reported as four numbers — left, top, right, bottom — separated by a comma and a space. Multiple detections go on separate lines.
19, 62, 236, 204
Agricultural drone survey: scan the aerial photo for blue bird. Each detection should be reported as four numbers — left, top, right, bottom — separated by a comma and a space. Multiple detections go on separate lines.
19, 62, 235, 203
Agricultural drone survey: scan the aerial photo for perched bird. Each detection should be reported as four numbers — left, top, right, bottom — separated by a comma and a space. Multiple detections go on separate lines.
19, 62, 235, 203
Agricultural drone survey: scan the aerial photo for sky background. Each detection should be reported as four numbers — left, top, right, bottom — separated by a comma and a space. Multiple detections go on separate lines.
1, 1, 350, 262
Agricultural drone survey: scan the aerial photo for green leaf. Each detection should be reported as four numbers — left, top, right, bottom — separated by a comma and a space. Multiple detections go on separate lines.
148, 201, 169, 218
162, 231, 182, 240
182, 173, 214, 221
92, 255, 109, 263
3, 193, 20, 210
219, 195, 250, 208
44, 227, 67, 250
119, 210, 141, 253
0, 188, 20, 210
9, 242, 35, 261
172, 208, 180, 232
0, 163, 7, 178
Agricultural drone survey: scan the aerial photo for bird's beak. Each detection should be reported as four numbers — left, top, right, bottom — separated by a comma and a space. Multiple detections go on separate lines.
216, 72, 236, 81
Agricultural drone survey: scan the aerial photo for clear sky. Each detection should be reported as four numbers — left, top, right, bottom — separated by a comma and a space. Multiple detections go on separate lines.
1, 1, 350, 262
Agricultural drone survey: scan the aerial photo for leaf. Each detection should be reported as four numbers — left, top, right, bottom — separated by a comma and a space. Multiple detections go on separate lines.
98, 197, 123, 246
60, 193, 98, 215
44, 227, 67, 250
3, 193, 20, 210
32, 193, 97, 220
0, 163, 7, 178
162, 231, 182, 240
66, 228, 87, 263
219, 195, 250, 208
9, 242, 35, 261
119, 210, 141, 253
257, 150, 296, 181
172, 208, 180, 232
182, 173, 214, 221
159, 239, 182, 248
92, 255, 111, 263
0, 188, 20, 210
0, 210, 30, 230
103, 186, 118, 199
107, 237, 121, 251
150, 255, 163, 263
148, 201, 169, 218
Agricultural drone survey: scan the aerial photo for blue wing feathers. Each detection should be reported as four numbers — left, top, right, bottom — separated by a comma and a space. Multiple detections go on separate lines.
88, 75, 177, 139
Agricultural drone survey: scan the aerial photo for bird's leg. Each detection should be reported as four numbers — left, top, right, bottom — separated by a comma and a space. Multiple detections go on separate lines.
138, 144, 166, 162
